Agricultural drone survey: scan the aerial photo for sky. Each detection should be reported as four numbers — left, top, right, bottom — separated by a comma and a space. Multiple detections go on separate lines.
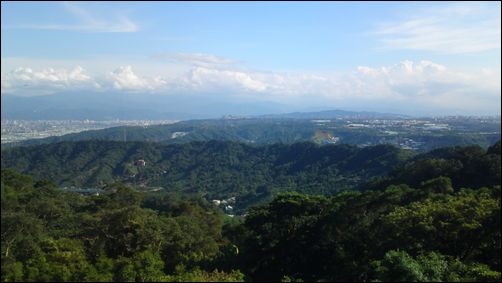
1, 1, 501, 116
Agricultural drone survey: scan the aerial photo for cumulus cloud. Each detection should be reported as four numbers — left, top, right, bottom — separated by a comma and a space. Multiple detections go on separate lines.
347, 60, 501, 112
353, 60, 451, 95
109, 66, 143, 90
353, 60, 500, 97
108, 66, 162, 91
179, 67, 267, 92
373, 3, 501, 53
1, 59, 500, 114
1, 66, 96, 95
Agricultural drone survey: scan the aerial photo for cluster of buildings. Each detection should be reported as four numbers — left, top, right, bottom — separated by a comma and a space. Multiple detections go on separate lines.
135, 159, 146, 167
398, 138, 424, 150
348, 119, 450, 130
1, 119, 176, 144
212, 197, 236, 216
171, 131, 188, 139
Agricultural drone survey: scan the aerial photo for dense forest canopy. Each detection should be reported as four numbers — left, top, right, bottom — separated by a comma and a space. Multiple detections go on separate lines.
1, 140, 415, 212
3, 140, 500, 213
1, 141, 500, 281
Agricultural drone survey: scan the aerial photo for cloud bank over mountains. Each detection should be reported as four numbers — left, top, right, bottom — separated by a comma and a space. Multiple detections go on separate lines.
1, 56, 500, 115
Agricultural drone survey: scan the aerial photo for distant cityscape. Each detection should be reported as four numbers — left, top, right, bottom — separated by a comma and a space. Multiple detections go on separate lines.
2, 116, 499, 150
1, 119, 177, 144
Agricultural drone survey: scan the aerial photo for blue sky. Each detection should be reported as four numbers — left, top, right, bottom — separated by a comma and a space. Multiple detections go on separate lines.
1, 1, 501, 115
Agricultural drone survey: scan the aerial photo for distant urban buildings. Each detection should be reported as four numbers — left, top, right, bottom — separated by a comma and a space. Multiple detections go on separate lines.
135, 159, 146, 167
1, 119, 176, 144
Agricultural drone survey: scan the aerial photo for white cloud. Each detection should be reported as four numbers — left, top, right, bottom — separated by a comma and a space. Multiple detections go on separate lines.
1, 65, 95, 95
109, 66, 166, 91
373, 3, 501, 53
180, 67, 267, 92
1, 59, 500, 114
348, 60, 501, 112
151, 53, 235, 69
7, 2, 139, 33
109, 66, 147, 90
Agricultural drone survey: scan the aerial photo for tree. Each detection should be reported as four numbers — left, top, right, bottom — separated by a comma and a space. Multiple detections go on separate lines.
371, 250, 501, 282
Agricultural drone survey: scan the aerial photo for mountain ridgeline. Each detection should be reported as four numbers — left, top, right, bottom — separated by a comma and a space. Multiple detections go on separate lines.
1, 140, 414, 212
3, 140, 501, 213
364, 141, 501, 191
2, 119, 318, 148
3, 118, 500, 153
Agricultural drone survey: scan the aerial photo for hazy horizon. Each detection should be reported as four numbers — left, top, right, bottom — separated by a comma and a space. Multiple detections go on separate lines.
1, 1, 501, 118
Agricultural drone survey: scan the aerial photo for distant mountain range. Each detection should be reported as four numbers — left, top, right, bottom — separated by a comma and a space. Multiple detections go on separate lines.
260, 109, 410, 119
1, 91, 291, 120
1, 91, 413, 120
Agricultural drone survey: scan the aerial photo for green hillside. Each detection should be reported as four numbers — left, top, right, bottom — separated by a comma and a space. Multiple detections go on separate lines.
2, 141, 500, 281
4, 118, 500, 153
1, 140, 414, 212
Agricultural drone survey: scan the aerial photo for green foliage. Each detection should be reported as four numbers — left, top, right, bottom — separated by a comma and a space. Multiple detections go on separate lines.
487, 141, 501, 155
231, 180, 500, 281
372, 250, 428, 282
371, 250, 501, 282
1, 261, 24, 282
366, 142, 502, 191
6, 118, 500, 154
1, 140, 500, 282
1, 140, 414, 212
382, 187, 500, 260
420, 176, 454, 194
1, 169, 229, 282
112, 249, 165, 282
162, 268, 245, 282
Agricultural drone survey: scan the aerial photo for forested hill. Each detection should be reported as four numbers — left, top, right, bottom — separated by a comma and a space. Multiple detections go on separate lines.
1, 140, 414, 211
4, 118, 500, 153
364, 141, 501, 192
3, 119, 319, 148
1, 143, 500, 281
